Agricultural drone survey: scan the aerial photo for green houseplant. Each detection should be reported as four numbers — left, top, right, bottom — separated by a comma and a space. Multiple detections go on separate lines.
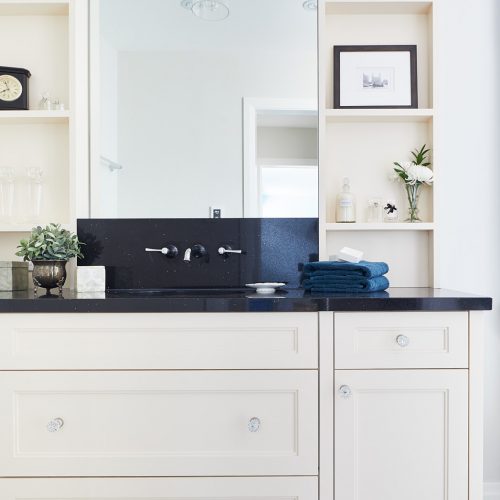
16, 224, 84, 295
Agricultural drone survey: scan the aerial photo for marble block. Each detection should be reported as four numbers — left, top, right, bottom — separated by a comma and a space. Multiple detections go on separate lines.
76, 266, 106, 292
0, 261, 29, 291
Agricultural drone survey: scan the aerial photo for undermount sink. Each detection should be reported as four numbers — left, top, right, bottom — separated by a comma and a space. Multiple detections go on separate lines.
107, 288, 250, 297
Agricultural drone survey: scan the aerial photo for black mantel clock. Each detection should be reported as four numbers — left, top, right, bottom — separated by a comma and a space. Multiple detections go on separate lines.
0, 66, 31, 110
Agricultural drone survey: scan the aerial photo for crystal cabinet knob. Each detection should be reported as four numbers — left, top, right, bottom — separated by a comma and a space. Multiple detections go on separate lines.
47, 417, 64, 433
248, 417, 261, 432
338, 385, 352, 399
396, 334, 410, 347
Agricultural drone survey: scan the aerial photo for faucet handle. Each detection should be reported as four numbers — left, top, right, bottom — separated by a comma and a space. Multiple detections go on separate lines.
145, 245, 178, 258
218, 246, 244, 256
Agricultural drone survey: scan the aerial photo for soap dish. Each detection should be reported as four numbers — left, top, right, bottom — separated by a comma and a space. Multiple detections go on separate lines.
245, 282, 286, 295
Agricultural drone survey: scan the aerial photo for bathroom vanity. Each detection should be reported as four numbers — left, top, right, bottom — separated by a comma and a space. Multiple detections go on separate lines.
0, 289, 491, 500
0, 0, 492, 499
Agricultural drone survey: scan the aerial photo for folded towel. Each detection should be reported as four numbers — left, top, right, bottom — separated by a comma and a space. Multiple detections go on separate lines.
303, 275, 390, 293
303, 260, 389, 279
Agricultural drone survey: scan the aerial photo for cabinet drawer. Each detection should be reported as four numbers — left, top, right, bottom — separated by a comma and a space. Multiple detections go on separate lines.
0, 477, 318, 500
335, 312, 468, 369
0, 312, 318, 370
0, 370, 318, 477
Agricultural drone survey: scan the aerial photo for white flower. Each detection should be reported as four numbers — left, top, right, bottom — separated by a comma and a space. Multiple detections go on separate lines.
405, 164, 434, 185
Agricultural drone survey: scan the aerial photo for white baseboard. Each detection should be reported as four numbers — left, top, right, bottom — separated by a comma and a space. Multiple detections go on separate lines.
485, 482, 500, 499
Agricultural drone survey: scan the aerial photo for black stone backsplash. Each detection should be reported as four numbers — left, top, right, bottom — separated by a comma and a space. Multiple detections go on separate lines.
77, 218, 318, 290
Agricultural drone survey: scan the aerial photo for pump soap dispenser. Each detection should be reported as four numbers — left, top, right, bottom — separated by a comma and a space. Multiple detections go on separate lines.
335, 177, 356, 223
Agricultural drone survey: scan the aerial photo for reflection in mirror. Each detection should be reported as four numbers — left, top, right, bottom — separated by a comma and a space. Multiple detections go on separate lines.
92, 0, 318, 218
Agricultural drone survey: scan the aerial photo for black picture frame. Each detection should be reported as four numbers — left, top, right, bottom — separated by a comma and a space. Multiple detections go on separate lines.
333, 45, 418, 109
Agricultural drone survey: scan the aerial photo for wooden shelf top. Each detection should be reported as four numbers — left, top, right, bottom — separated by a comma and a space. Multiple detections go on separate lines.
0, 110, 70, 124
325, 108, 433, 123
325, 222, 435, 231
325, 0, 432, 15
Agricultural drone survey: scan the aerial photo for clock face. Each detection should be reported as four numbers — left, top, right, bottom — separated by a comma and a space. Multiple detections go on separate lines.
0, 74, 23, 102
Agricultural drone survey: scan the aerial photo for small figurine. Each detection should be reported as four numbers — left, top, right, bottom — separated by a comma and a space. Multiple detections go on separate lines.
384, 199, 399, 222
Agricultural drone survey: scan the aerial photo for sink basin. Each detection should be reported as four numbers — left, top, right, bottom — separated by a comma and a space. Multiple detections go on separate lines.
107, 288, 249, 297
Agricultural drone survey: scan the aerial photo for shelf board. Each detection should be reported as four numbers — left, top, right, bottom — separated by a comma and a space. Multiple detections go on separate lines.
325, 222, 434, 231
0, 222, 72, 233
0, 0, 69, 15
325, 0, 432, 15
0, 110, 69, 124
325, 108, 433, 123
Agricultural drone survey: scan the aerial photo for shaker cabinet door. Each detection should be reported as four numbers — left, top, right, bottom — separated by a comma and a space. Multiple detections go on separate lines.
335, 369, 468, 500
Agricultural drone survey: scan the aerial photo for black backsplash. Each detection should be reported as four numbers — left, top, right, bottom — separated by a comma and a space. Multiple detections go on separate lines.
77, 218, 318, 290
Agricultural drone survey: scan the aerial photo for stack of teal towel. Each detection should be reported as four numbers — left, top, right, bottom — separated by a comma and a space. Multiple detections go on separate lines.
302, 261, 390, 293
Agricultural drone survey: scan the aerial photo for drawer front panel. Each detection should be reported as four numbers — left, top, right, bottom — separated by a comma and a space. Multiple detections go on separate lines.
0, 477, 318, 500
0, 370, 318, 477
335, 312, 468, 369
0, 313, 318, 370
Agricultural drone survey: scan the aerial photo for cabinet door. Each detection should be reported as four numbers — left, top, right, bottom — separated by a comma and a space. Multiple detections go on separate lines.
335, 370, 468, 500
0, 370, 317, 477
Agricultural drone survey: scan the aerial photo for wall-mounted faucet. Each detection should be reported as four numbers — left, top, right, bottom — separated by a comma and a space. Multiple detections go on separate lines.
184, 244, 207, 262
145, 245, 178, 258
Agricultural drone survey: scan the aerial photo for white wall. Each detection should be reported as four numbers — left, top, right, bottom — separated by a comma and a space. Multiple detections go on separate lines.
257, 127, 318, 160
115, 49, 316, 218
436, 0, 500, 485
98, 38, 119, 217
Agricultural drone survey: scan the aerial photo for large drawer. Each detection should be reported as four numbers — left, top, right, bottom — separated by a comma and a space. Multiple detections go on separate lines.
0, 370, 318, 477
0, 312, 318, 370
335, 312, 468, 369
0, 477, 318, 500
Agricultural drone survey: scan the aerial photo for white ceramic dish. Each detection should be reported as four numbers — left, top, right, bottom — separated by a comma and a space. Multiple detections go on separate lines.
245, 282, 286, 295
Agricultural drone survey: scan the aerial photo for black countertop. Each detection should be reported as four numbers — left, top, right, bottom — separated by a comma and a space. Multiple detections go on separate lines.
0, 288, 491, 313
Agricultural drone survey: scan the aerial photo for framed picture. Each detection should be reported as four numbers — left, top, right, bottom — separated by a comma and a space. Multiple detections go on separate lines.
334, 45, 418, 109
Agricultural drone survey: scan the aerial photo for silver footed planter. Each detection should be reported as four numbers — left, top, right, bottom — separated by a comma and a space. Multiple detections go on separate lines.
31, 260, 67, 295
16, 223, 84, 297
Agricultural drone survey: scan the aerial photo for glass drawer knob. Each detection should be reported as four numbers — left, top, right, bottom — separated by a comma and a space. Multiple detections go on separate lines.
338, 385, 352, 399
47, 417, 64, 433
248, 417, 261, 432
396, 334, 410, 347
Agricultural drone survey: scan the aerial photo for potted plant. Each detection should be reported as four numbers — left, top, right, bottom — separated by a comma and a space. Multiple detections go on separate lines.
16, 224, 84, 295
392, 145, 434, 222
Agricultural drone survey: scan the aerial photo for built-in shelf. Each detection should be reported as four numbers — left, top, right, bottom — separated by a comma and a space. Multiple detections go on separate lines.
0, 0, 68, 16
325, 222, 434, 231
325, 0, 432, 15
325, 108, 433, 123
0, 222, 72, 233
0, 110, 70, 124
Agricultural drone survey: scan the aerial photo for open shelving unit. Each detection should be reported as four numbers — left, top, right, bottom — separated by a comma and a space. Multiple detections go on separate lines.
0, 0, 88, 267
319, 0, 437, 287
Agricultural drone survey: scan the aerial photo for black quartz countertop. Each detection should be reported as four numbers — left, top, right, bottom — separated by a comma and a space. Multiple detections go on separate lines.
0, 288, 491, 313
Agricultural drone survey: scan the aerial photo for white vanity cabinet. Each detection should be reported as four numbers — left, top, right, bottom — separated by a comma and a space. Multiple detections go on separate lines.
0, 310, 483, 500
333, 312, 481, 500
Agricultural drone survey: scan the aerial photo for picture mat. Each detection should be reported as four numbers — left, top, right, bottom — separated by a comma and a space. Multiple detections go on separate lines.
339, 51, 412, 107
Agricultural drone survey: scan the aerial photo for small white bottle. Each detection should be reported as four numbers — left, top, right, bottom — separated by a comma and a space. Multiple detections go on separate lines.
335, 177, 356, 223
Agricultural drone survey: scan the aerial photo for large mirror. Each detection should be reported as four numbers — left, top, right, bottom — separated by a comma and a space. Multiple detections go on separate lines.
91, 0, 318, 218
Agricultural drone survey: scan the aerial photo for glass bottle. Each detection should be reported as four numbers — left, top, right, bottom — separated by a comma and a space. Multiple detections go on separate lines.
335, 177, 356, 223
